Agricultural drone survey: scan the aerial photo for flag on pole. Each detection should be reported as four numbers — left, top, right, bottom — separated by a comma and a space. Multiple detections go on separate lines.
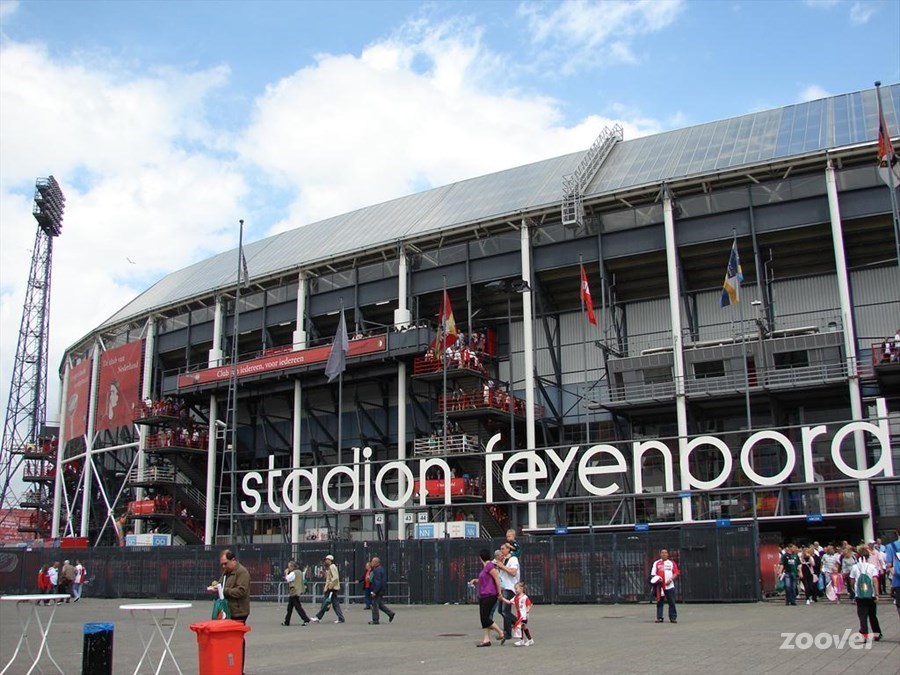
876, 101, 900, 188
324, 310, 349, 383
580, 264, 597, 325
433, 290, 458, 350
721, 239, 744, 307
240, 249, 251, 288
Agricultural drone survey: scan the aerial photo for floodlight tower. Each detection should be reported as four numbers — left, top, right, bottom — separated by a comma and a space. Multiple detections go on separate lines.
0, 176, 65, 537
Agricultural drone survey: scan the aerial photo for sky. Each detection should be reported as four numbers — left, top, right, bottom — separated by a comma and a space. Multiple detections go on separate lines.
1, 0, 899, 438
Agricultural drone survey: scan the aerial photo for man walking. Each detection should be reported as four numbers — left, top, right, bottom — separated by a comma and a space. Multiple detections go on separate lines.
495, 543, 520, 639
368, 557, 395, 625
211, 549, 250, 675
650, 548, 680, 623
311, 554, 345, 624
778, 543, 801, 606
59, 560, 75, 603
73, 560, 86, 602
281, 560, 311, 626
885, 527, 900, 621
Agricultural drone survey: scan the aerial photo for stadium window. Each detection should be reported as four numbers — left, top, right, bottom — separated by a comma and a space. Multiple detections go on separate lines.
642, 367, 672, 384
773, 350, 809, 369
693, 360, 725, 379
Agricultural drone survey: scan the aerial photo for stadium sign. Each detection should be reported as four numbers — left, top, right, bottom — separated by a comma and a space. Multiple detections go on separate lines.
176, 335, 386, 387
241, 399, 894, 515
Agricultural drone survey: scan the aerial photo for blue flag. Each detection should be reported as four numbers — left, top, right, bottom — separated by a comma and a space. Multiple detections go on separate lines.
721, 239, 743, 307
324, 310, 349, 383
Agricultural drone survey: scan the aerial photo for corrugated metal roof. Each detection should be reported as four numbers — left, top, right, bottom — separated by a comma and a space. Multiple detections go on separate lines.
99, 84, 899, 330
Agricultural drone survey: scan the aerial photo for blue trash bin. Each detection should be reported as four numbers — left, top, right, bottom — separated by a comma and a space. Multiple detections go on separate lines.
82, 622, 114, 675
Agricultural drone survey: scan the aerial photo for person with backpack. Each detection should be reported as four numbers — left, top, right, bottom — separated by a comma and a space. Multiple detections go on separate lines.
849, 544, 882, 641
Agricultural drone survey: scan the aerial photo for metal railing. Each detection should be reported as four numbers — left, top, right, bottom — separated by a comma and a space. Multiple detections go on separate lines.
608, 359, 851, 404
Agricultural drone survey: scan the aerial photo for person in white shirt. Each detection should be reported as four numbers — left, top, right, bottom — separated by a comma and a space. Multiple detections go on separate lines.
495, 543, 521, 640
849, 545, 882, 640
47, 561, 59, 595
73, 560, 86, 602
650, 549, 680, 623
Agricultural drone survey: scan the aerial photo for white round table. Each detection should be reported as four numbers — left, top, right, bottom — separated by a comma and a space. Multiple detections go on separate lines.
1, 594, 71, 675
119, 602, 193, 675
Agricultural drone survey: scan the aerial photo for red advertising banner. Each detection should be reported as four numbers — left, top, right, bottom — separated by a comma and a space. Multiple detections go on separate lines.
95, 341, 144, 433
62, 358, 92, 442
177, 334, 387, 388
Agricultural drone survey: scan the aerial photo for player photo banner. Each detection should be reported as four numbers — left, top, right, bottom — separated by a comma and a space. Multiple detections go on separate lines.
95, 341, 144, 433
63, 359, 92, 443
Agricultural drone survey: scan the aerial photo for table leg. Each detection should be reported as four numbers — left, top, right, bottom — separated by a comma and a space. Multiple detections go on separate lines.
150, 610, 184, 675
0, 601, 34, 675
130, 610, 158, 675
27, 602, 64, 675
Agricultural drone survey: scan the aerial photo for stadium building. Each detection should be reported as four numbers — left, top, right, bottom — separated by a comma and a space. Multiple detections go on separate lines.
44, 84, 900, 551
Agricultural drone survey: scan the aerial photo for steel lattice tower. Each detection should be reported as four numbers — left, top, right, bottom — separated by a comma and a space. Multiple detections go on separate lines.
0, 177, 65, 537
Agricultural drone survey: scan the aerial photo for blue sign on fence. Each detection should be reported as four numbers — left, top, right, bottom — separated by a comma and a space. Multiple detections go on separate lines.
716, 518, 732, 527
806, 514, 824, 523
634, 523, 650, 532
555, 526, 569, 535
677, 491, 691, 499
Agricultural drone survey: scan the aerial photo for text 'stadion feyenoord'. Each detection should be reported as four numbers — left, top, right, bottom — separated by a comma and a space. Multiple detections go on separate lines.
240, 399, 894, 515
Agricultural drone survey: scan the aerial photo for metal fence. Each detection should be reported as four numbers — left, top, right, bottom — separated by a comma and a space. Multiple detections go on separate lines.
0, 524, 759, 604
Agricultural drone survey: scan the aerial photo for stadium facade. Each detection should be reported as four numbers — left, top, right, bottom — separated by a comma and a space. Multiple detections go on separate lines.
42, 84, 900, 549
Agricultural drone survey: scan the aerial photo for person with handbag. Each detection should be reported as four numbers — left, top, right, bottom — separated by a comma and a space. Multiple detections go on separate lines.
209, 549, 251, 675
311, 554, 345, 624
282, 560, 312, 626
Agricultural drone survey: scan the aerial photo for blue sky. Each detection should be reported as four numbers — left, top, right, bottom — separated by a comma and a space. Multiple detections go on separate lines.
0, 0, 898, 436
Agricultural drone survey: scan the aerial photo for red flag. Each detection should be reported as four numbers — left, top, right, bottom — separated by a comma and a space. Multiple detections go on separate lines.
877, 104, 900, 188
580, 264, 597, 325
434, 290, 458, 349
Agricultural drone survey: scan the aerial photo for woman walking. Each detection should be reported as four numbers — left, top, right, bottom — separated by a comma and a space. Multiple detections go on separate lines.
471, 549, 505, 647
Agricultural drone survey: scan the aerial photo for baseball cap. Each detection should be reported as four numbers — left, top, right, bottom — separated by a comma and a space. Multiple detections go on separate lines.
324, 554, 334, 561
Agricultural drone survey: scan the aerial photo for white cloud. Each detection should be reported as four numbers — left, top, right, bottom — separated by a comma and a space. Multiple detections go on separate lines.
798, 84, 831, 102
804, 0, 840, 7
0, 17, 670, 436
240, 21, 664, 232
0, 40, 247, 424
517, 0, 685, 74
849, 1, 876, 24
0, 0, 19, 21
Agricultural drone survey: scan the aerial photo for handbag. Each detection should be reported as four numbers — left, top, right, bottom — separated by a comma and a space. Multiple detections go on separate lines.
319, 592, 333, 613
774, 577, 785, 593
211, 598, 231, 620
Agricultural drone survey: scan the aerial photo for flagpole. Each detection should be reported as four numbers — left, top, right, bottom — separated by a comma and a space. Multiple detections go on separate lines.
337, 301, 344, 469
441, 279, 448, 452
580, 256, 589, 444
733, 232, 753, 431
875, 81, 900, 267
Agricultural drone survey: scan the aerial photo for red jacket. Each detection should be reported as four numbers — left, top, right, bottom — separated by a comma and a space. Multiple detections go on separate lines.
38, 570, 51, 592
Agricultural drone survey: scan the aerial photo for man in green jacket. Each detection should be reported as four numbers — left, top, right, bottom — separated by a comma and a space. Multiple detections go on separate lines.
311, 554, 345, 623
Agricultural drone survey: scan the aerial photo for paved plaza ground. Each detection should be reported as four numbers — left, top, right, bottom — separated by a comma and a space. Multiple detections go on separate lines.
1, 597, 898, 675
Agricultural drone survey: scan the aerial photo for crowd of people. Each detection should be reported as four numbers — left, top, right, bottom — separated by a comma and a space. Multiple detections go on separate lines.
424, 330, 490, 374
36, 559, 87, 604
878, 329, 900, 363
777, 531, 900, 641
136, 396, 190, 420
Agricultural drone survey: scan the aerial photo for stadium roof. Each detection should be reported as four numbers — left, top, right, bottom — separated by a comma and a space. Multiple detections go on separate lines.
100, 84, 899, 330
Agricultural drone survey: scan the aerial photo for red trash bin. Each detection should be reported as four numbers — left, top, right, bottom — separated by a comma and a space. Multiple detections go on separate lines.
190, 619, 250, 675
